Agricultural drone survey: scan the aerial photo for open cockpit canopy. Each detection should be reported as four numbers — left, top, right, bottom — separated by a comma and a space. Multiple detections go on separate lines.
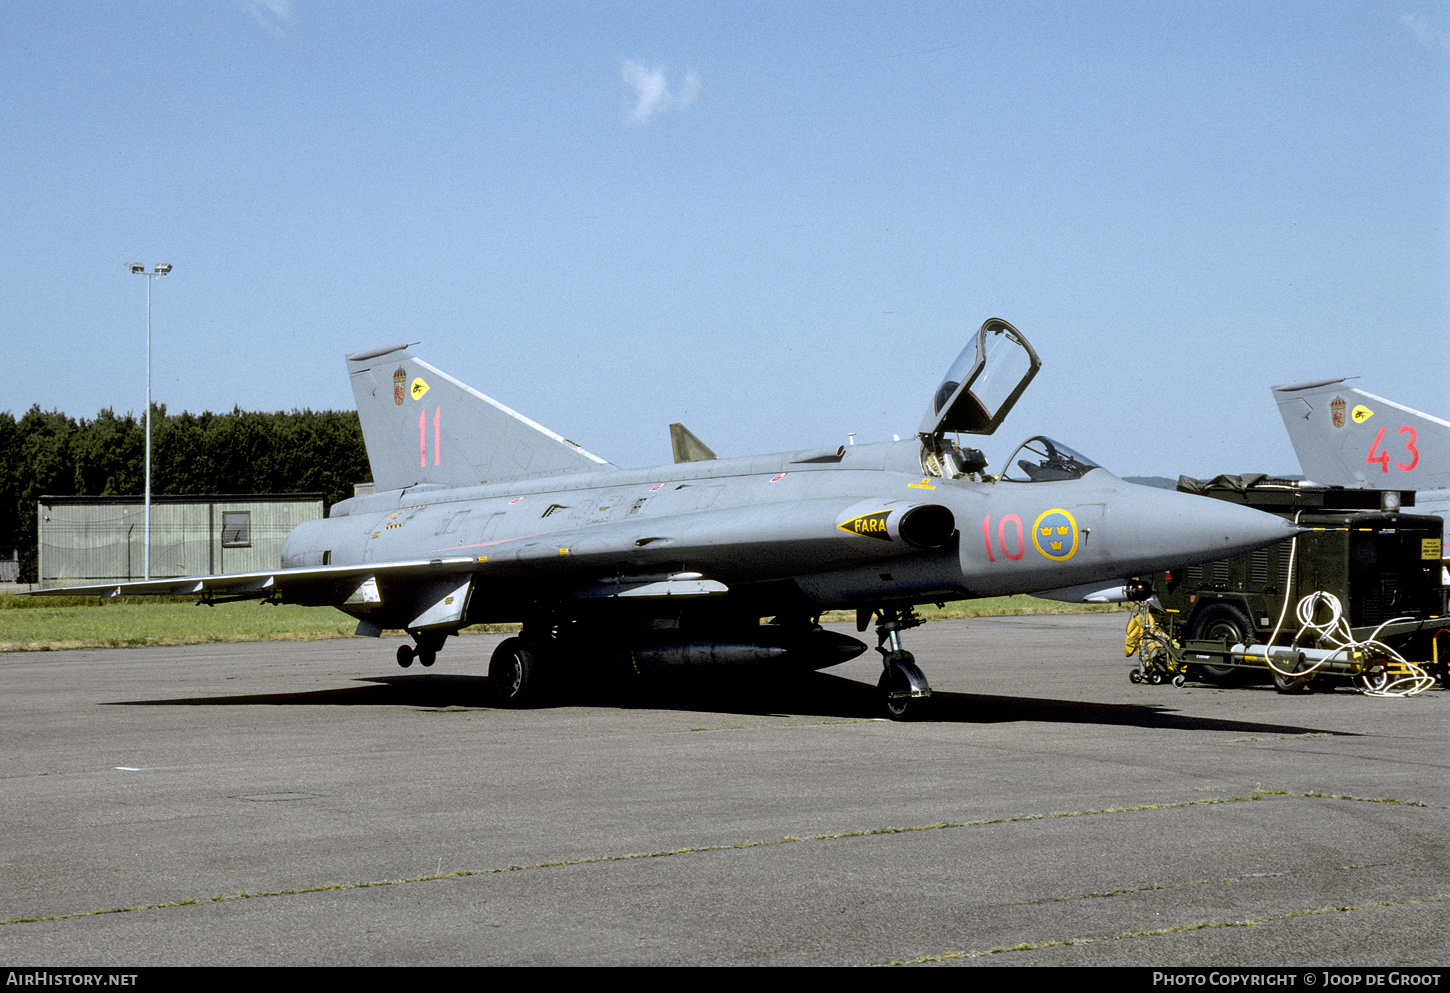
918, 318, 1041, 439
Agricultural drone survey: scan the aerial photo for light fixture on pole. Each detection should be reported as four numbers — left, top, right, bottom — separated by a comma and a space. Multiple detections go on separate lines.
127, 263, 172, 581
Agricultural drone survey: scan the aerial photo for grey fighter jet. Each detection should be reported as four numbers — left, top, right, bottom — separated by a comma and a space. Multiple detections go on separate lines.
34, 319, 1296, 718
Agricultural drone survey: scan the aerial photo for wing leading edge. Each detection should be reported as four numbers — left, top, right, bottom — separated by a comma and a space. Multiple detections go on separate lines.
28, 557, 480, 603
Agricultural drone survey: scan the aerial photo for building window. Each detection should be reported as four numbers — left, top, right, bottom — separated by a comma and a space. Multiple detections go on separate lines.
221, 511, 252, 548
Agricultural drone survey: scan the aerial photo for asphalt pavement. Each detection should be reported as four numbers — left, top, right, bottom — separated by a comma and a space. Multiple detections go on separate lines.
1, 613, 1446, 966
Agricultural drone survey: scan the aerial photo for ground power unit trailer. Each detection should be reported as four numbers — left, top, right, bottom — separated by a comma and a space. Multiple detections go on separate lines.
1130, 475, 1446, 693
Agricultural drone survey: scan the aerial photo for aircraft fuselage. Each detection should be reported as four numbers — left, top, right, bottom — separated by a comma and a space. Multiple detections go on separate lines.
281, 437, 1292, 636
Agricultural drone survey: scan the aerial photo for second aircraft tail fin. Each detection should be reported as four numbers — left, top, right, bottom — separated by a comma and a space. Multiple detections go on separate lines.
1272, 378, 1449, 490
346, 344, 617, 492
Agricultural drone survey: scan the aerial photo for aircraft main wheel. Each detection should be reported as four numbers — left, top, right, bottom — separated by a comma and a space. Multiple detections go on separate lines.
396, 644, 415, 668
418, 647, 436, 668
490, 637, 542, 708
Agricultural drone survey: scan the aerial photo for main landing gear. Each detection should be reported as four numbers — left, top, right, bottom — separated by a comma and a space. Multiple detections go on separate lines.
869, 607, 932, 720
391, 623, 549, 709
488, 636, 544, 708
487, 611, 562, 708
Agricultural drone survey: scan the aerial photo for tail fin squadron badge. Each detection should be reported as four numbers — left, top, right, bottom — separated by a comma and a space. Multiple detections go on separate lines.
411, 378, 430, 401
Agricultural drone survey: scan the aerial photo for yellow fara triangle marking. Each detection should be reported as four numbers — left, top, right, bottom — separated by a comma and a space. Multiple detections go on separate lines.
840, 512, 893, 541
411, 377, 430, 400
1352, 404, 1373, 423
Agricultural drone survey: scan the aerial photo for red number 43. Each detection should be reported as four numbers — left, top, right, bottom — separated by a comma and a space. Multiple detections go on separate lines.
1365, 425, 1419, 474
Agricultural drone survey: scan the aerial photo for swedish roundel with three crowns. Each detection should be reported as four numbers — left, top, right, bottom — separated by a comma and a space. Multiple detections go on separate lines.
1032, 508, 1078, 561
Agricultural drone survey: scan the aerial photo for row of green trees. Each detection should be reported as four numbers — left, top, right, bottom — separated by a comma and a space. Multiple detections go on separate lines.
0, 405, 370, 582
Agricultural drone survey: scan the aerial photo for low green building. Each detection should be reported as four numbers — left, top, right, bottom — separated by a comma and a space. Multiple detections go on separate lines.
37, 494, 323, 588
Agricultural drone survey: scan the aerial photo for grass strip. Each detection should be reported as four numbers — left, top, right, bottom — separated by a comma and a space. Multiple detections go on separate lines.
0, 593, 1115, 653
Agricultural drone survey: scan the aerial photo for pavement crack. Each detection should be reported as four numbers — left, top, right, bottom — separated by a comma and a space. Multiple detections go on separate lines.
875, 893, 1450, 966
1, 788, 1430, 929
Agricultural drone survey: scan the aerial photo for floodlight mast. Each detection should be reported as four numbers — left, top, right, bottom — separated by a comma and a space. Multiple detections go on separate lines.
126, 263, 172, 581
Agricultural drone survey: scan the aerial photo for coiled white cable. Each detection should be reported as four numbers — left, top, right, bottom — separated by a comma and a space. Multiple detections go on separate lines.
1261, 518, 1433, 696
1290, 591, 1434, 697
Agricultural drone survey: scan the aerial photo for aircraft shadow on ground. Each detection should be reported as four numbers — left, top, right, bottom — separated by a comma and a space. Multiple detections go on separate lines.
112, 669, 1351, 736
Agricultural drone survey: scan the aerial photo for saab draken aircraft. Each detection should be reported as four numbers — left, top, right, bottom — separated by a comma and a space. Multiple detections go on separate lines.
35, 319, 1296, 718
1272, 378, 1449, 522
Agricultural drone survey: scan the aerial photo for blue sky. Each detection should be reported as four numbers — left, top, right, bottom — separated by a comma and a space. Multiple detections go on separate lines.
3, 1, 1446, 479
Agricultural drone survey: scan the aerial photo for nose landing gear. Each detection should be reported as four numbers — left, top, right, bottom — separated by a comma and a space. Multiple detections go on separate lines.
869, 607, 932, 720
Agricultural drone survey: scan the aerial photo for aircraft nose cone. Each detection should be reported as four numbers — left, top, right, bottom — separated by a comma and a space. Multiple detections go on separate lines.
1107, 485, 1297, 572
1186, 494, 1299, 559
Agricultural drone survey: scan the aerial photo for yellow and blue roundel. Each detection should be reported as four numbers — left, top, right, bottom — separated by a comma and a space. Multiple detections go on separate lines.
1032, 509, 1078, 561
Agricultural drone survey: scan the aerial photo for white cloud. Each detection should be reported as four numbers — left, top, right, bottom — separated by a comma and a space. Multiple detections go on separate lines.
622, 61, 702, 125
1401, 11, 1450, 54
243, 0, 296, 37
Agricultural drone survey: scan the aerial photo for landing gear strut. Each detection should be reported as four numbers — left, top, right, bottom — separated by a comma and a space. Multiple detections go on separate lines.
872, 607, 931, 720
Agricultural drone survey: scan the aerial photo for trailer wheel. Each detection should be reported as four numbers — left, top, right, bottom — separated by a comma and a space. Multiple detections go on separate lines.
1272, 668, 1313, 694
1360, 664, 1389, 694
1187, 603, 1253, 686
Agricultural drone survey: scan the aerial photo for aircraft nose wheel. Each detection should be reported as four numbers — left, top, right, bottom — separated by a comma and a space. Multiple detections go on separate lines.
871, 608, 932, 720
878, 650, 931, 720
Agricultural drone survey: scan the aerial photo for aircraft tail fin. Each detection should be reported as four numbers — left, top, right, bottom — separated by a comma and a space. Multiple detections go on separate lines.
1272, 378, 1449, 490
669, 422, 718, 463
346, 344, 616, 492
